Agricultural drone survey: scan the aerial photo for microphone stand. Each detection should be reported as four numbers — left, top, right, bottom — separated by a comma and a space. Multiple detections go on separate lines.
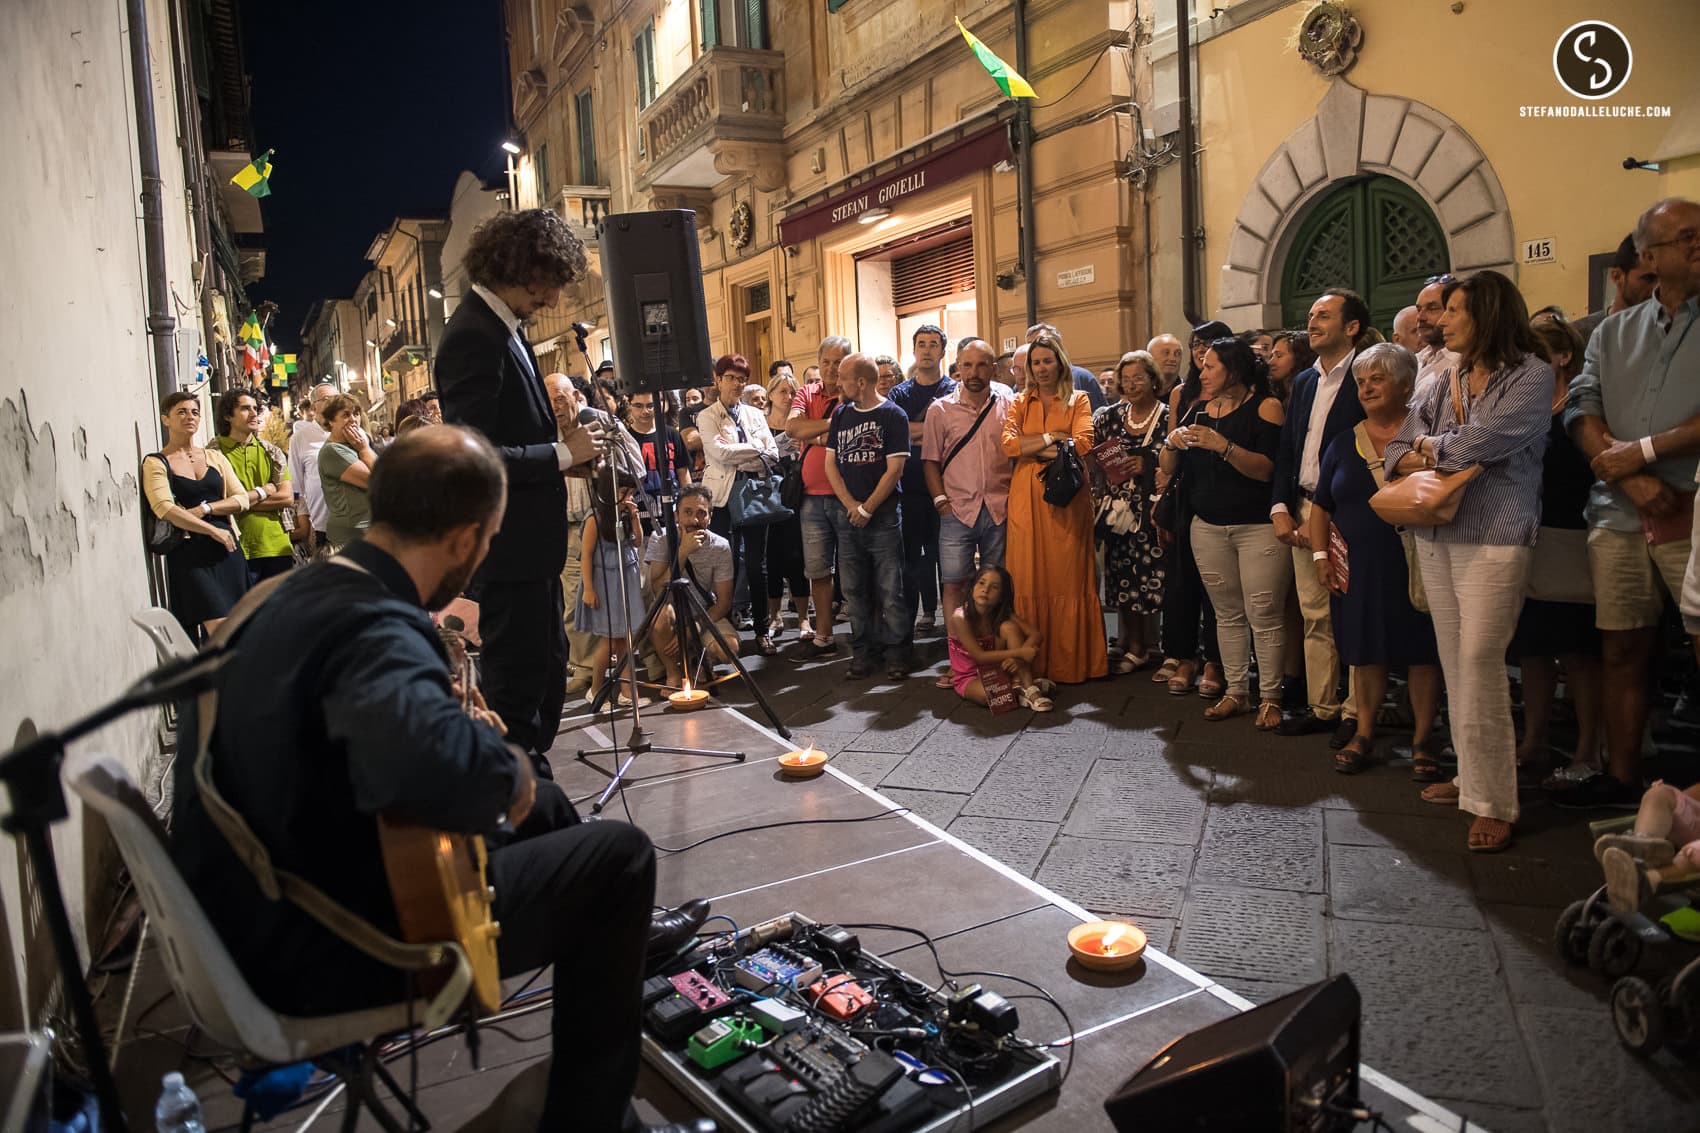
0, 648, 235, 1133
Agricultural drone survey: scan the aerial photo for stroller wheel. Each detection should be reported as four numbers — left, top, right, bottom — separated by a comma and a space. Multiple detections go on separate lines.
1554, 900, 1592, 966
1612, 975, 1666, 1056
1588, 916, 1644, 979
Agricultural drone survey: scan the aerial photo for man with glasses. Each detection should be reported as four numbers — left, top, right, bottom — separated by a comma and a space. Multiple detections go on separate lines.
1412, 274, 1460, 395
1563, 197, 1700, 809
287, 382, 339, 556
625, 390, 692, 509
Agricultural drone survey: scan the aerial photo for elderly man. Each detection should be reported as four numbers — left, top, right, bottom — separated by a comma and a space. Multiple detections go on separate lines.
786, 334, 853, 658
1390, 305, 1423, 352
1146, 334, 1185, 398
1564, 197, 1700, 809
1411, 275, 1461, 394
288, 382, 339, 553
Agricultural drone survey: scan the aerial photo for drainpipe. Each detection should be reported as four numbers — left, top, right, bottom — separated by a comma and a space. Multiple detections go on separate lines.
1013, 0, 1038, 326
127, 0, 178, 403
1175, 0, 1202, 325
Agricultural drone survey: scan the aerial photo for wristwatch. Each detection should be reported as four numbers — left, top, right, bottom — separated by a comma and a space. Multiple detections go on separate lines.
199, 501, 212, 516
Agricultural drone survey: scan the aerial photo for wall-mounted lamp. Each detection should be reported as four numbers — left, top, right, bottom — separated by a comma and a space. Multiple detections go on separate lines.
857, 207, 892, 225
1623, 156, 1661, 172
385, 317, 398, 328
428, 287, 444, 300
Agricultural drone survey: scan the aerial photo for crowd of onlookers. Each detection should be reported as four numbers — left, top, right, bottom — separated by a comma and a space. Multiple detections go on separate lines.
143, 195, 1700, 855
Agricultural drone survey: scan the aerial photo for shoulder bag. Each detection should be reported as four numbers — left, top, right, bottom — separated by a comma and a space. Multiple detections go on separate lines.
726, 406, 793, 527
1354, 423, 1427, 613
1368, 368, 1482, 528
1151, 402, 1202, 535
939, 396, 998, 474
144, 453, 187, 556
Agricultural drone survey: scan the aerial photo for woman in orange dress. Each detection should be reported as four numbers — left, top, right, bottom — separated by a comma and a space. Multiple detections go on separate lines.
1001, 334, 1108, 684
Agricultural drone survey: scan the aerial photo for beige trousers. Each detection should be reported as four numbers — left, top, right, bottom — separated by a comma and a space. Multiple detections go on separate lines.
1292, 499, 1346, 720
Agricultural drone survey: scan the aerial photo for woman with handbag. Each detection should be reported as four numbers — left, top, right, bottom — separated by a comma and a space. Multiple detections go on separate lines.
701, 353, 785, 654
141, 390, 254, 637
1092, 351, 1169, 672
1000, 333, 1107, 684
1159, 337, 1288, 726
1305, 344, 1443, 774
1514, 312, 1603, 788
1384, 271, 1553, 853
763, 369, 811, 641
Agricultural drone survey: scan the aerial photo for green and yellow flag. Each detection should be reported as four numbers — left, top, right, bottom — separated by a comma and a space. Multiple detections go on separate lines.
230, 149, 274, 197
955, 18, 1036, 99
270, 353, 297, 386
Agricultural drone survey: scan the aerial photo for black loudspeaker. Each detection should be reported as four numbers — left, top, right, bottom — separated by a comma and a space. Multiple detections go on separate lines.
1103, 974, 1362, 1132
597, 210, 714, 396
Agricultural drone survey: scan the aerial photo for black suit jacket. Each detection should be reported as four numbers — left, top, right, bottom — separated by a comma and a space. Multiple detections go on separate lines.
437, 291, 568, 581
1270, 351, 1365, 514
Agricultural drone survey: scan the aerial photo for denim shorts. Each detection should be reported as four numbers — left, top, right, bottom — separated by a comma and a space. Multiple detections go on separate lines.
938, 504, 1007, 583
801, 494, 839, 580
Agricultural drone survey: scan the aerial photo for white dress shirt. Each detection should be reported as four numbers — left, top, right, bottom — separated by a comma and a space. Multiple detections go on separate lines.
287, 419, 329, 531
1299, 350, 1354, 494
1415, 343, 1461, 400
470, 283, 584, 472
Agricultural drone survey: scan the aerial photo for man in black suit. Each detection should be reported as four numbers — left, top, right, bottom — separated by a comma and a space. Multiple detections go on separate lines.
437, 209, 606, 773
1269, 288, 1370, 740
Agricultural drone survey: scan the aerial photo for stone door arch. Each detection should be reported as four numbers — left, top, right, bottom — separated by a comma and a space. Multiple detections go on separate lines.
1218, 78, 1517, 331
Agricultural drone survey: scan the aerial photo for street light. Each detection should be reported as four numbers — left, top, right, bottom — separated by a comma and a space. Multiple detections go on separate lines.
501, 140, 522, 155
502, 137, 524, 210
428, 287, 444, 300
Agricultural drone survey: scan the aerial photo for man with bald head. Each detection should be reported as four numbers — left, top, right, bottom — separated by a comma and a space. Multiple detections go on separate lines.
288, 382, 341, 555
823, 351, 912, 679
1391, 306, 1423, 352
1147, 334, 1184, 398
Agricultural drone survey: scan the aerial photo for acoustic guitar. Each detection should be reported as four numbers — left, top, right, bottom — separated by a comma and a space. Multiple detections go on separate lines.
376, 622, 503, 1015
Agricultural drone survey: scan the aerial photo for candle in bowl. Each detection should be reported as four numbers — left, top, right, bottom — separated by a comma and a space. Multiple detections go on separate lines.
1066, 920, 1147, 971
777, 744, 829, 778
667, 681, 710, 711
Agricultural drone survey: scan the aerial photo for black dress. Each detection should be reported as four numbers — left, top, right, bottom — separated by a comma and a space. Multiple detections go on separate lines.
1510, 413, 1600, 657
165, 461, 249, 628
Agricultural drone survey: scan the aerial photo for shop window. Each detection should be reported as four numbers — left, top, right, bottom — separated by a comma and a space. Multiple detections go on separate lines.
892, 235, 974, 313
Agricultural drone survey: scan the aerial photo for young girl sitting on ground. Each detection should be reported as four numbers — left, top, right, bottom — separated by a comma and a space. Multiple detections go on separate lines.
574, 473, 648, 708
1597, 780, 1700, 913
946, 565, 1054, 712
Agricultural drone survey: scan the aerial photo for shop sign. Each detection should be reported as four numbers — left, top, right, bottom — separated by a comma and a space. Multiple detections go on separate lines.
779, 123, 1012, 246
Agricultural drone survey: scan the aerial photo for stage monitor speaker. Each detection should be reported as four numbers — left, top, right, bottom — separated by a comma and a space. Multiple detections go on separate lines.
1103, 974, 1361, 1132
598, 210, 713, 396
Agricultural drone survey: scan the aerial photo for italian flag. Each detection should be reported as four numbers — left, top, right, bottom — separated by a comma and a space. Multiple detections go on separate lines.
955, 18, 1036, 99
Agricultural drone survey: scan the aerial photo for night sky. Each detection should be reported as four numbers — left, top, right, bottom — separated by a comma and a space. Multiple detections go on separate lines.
241, 0, 511, 350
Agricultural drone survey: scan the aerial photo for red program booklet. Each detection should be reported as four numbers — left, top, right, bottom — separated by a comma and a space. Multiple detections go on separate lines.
978, 664, 1021, 714
1092, 436, 1144, 486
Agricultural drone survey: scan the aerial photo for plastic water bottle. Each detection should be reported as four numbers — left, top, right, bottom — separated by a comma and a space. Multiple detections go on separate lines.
155, 1071, 206, 1133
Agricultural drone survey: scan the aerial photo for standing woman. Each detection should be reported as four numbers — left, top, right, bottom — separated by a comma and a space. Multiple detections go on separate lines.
1093, 351, 1168, 671
764, 370, 810, 638
1160, 337, 1288, 726
700, 353, 784, 654
1152, 321, 1231, 698
316, 394, 377, 554
1267, 330, 1316, 406
1000, 333, 1108, 684
1386, 271, 1553, 853
142, 391, 254, 636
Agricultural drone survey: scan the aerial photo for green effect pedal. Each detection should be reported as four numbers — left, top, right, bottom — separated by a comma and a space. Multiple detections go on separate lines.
686, 1016, 765, 1070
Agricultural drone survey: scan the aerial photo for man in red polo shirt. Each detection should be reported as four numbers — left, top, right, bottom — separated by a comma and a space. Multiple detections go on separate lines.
785, 334, 852, 658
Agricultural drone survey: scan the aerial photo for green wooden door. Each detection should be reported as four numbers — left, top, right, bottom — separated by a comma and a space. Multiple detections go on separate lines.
1280, 175, 1449, 334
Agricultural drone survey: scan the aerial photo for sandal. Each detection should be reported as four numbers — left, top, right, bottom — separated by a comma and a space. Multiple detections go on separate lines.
1335, 736, 1374, 775
756, 635, 778, 656
1152, 658, 1180, 685
1254, 701, 1283, 731
1420, 782, 1460, 805
1021, 685, 1055, 712
1168, 661, 1198, 697
934, 673, 955, 690
1198, 663, 1226, 699
1467, 816, 1513, 854
1116, 651, 1151, 675
1203, 694, 1249, 721
1410, 738, 1451, 783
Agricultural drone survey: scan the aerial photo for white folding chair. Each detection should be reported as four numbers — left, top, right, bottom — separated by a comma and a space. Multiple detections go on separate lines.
130, 607, 197, 664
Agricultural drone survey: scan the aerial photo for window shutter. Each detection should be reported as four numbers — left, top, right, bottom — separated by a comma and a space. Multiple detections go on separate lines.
576, 91, 599, 184
700, 0, 719, 49
739, 0, 767, 49
891, 235, 974, 313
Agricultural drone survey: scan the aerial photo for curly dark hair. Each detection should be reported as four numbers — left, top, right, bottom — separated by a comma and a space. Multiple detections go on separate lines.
463, 208, 587, 291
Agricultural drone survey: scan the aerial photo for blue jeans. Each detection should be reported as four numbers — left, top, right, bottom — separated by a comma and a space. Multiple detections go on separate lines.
938, 504, 1007, 583
829, 502, 907, 662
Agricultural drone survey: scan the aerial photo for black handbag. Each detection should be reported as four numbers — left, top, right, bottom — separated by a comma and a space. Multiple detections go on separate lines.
726, 409, 793, 527
778, 453, 804, 511
1041, 439, 1086, 507
144, 454, 186, 555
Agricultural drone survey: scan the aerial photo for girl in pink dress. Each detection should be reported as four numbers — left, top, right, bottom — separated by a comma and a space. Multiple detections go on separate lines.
945, 566, 1053, 712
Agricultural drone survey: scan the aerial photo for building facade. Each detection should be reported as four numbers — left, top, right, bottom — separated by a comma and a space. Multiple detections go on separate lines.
1142, 0, 1699, 340
299, 298, 367, 394
503, 0, 1152, 379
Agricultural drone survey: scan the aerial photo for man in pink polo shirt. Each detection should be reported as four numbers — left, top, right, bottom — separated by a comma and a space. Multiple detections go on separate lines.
785, 334, 852, 657
922, 339, 1013, 634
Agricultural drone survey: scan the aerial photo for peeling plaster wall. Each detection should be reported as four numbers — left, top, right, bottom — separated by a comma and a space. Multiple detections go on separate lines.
0, 0, 203, 1028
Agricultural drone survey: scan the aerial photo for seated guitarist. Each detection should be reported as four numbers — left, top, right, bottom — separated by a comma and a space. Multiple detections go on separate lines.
173, 427, 713, 1133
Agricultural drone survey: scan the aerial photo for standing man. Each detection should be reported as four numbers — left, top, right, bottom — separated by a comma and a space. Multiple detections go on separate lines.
1390, 306, 1423, 352
288, 382, 338, 555
625, 389, 693, 503
1026, 322, 1106, 409
436, 209, 606, 776
1564, 197, 1700, 808
1411, 275, 1461, 394
888, 324, 956, 639
922, 339, 1013, 682
823, 353, 911, 680
786, 335, 852, 659
1573, 233, 1662, 342
420, 388, 443, 424
1269, 288, 1369, 741
214, 389, 294, 583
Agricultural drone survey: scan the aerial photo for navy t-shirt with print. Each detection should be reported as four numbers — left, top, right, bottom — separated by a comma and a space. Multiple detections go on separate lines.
826, 400, 910, 513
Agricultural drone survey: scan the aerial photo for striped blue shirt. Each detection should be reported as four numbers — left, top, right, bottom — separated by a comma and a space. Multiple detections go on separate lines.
1386, 353, 1554, 546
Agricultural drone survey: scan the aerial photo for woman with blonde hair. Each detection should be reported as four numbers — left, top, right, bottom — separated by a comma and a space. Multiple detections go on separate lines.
1000, 332, 1107, 684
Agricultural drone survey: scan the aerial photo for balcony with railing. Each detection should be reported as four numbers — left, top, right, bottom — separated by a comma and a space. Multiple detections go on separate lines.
635, 46, 787, 192
555, 185, 613, 243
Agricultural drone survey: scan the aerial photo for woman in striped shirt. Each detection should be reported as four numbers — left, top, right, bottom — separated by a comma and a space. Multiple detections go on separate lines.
1386, 271, 1553, 854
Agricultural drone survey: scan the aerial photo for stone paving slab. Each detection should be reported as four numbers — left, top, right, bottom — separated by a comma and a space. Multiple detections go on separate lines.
1173, 882, 1329, 985
1194, 802, 1326, 894
1483, 904, 1605, 1013
959, 742, 1097, 822
1328, 841, 1484, 929
1033, 836, 1193, 922
844, 701, 948, 751
1061, 759, 1210, 844
946, 815, 1062, 877
823, 745, 907, 784
1323, 806, 1462, 851
878, 731, 1017, 793
877, 786, 969, 827
1468, 853, 1587, 910
1332, 919, 1544, 1109
1518, 1003, 1700, 1133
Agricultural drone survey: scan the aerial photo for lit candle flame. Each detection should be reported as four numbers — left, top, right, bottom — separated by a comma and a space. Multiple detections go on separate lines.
681, 677, 693, 696
1099, 924, 1129, 954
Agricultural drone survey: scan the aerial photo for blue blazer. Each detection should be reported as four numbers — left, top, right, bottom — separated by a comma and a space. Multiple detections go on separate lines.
1270, 352, 1365, 514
